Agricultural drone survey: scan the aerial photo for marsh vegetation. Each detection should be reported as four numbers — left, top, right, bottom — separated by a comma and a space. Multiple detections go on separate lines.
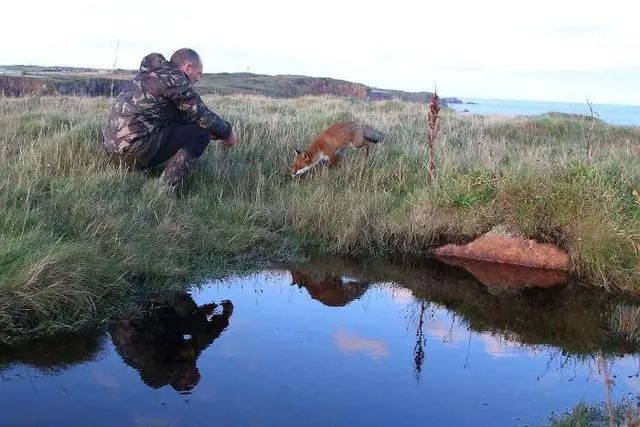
0, 94, 638, 340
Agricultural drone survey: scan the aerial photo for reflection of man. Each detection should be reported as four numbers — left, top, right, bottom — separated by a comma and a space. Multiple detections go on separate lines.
109, 292, 233, 392
290, 270, 369, 307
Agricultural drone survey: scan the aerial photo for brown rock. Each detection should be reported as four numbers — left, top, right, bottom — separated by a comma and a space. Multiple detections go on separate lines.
434, 230, 570, 271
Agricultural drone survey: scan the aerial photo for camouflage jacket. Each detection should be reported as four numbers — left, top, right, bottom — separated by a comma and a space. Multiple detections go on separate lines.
103, 53, 231, 166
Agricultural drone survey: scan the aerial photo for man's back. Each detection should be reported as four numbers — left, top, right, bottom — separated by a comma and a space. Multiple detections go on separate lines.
103, 52, 230, 167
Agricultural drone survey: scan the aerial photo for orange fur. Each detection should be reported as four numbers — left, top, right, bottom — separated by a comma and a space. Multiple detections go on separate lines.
289, 121, 382, 177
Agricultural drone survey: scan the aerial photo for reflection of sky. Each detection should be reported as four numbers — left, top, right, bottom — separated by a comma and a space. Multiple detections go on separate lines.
384, 286, 414, 305
196, 275, 640, 424
93, 369, 120, 389
2, 272, 640, 427
385, 287, 543, 358
133, 414, 180, 427
333, 330, 389, 359
421, 308, 528, 358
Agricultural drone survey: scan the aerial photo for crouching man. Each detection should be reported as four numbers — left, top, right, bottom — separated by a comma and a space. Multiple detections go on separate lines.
103, 48, 237, 187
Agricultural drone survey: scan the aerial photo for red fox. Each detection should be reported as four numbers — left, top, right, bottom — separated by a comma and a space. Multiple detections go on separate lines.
289, 121, 384, 177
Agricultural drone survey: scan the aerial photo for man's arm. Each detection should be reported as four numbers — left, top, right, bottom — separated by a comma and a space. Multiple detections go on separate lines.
163, 75, 232, 140
221, 129, 237, 147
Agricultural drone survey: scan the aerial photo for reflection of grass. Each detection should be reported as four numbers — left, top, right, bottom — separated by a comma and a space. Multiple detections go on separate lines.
548, 400, 639, 426
292, 254, 640, 356
612, 303, 640, 343
1, 95, 639, 341
549, 402, 595, 426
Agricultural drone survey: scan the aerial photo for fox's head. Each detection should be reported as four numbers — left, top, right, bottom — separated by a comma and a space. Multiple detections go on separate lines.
290, 149, 312, 177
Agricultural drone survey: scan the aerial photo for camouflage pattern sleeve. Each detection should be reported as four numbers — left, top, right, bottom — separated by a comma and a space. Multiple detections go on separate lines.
103, 53, 234, 162
162, 73, 232, 140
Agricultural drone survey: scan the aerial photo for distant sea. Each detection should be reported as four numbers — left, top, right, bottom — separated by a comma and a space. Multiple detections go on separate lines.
449, 98, 640, 127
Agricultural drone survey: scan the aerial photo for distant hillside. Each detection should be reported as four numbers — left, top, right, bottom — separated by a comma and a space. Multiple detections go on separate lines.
0, 65, 461, 105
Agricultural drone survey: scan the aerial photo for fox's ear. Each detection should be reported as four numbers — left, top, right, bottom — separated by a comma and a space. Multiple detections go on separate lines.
294, 148, 303, 155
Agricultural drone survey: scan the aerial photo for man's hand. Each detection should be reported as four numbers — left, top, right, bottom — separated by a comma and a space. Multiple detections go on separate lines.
221, 129, 237, 148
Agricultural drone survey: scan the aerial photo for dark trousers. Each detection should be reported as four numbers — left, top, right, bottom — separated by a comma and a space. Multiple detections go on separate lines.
147, 122, 212, 168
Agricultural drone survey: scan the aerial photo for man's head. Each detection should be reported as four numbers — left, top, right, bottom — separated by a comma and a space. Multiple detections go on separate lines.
170, 48, 203, 83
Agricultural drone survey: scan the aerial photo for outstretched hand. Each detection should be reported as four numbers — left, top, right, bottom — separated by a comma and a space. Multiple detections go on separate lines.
221, 129, 237, 148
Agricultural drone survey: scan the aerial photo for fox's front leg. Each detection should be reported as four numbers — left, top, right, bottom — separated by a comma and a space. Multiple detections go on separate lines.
328, 152, 339, 166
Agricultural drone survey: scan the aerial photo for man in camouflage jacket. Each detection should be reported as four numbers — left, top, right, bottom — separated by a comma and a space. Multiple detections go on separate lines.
103, 48, 237, 186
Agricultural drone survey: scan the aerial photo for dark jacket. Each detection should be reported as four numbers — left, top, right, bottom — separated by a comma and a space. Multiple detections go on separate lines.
103, 53, 231, 166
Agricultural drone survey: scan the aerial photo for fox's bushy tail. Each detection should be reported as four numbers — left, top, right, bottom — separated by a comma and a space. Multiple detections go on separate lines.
362, 125, 384, 143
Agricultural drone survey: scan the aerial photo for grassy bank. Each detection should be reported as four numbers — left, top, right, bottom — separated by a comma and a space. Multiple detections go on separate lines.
1, 95, 639, 341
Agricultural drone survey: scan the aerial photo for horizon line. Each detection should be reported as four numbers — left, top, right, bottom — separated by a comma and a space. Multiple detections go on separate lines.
1, 62, 637, 107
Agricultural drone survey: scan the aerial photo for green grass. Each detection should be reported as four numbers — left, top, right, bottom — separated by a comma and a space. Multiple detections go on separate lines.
0, 95, 639, 342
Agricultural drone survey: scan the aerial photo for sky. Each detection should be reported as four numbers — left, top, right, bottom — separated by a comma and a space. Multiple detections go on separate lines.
2, 0, 639, 105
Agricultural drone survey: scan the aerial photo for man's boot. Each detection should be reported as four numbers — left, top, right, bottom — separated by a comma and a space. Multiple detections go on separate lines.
159, 148, 198, 188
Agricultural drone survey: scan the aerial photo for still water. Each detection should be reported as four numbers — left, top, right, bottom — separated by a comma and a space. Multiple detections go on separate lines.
1, 257, 639, 426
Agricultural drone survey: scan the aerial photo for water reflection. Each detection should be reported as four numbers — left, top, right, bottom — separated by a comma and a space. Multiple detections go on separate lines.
333, 330, 389, 358
290, 267, 369, 307
287, 254, 640, 356
435, 255, 569, 289
109, 291, 233, 393
3, 256, 637, 378
0, 330, 105, 374
3, 256, 640, 427
413, 301, 428, 380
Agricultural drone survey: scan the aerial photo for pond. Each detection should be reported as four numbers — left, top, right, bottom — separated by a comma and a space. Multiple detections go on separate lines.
1, 256, 639, 426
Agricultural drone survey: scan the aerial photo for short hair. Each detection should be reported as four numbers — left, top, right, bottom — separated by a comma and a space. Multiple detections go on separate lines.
170, 48, 201, 67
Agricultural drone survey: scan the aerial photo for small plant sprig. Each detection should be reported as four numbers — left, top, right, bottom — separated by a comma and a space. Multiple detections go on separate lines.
110, 40, 120, 99
427, 91, 440, 183
598, 352, 615, 427
585, 99, 599, 162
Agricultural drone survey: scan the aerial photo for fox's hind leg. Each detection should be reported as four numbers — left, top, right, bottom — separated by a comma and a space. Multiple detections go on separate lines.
328, 152, 339, 166
351, 126, 373, 156
351, 126, 367, 149
357, 125, 382, 156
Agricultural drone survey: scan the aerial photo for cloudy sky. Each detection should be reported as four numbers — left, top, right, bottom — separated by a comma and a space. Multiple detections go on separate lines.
3, 0, 638, 104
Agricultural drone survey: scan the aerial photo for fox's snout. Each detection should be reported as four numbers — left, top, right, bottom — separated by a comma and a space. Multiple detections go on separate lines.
290, 150, 311, 178
290, 168, 307, 178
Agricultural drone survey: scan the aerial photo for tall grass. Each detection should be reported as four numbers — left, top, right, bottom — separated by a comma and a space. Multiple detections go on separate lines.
0, 94, 639, 340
